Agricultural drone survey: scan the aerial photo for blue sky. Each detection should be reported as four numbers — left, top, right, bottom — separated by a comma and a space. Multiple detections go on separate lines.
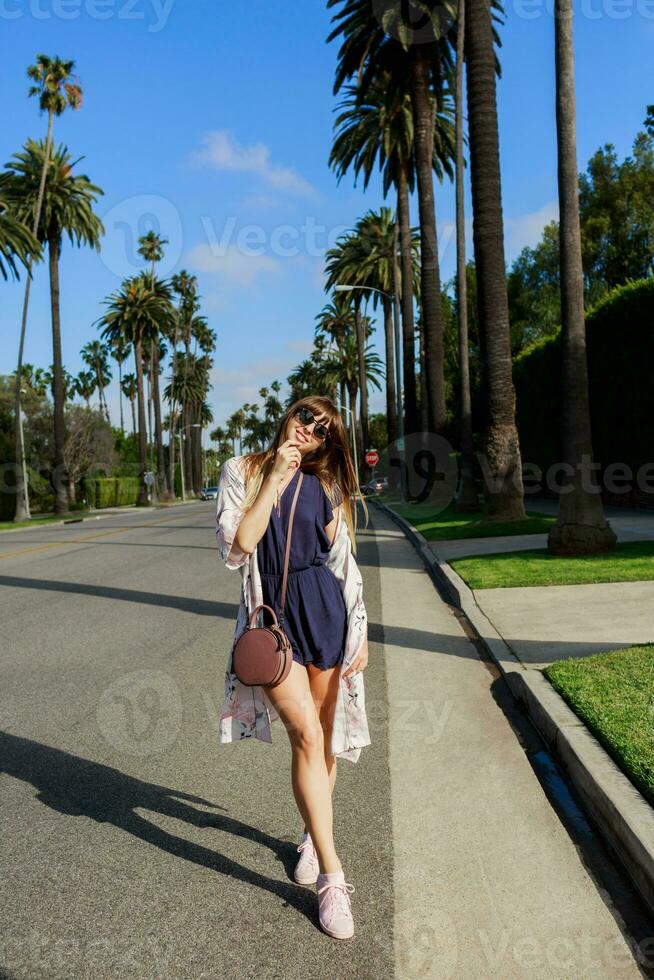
1, 0, 652, 435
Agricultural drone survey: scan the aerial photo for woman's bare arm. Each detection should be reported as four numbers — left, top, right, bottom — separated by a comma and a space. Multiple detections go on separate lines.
233, 439, 301, 555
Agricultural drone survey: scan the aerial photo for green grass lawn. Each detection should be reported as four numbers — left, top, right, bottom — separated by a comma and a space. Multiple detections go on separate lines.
544, 646, 654, 807
0, 514, 85, 532
449, 541, 654, 589
380, 496, 555, 540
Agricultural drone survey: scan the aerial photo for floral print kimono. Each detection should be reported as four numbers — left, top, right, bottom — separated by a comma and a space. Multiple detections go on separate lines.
215, 455, 371, 763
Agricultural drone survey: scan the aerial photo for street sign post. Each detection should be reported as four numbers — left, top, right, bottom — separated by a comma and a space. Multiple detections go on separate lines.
365, 449, 379, 468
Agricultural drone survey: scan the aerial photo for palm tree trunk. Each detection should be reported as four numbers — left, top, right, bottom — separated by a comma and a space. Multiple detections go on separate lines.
409, 46, 447, 436
354, 298, 369, 475
130, 396, 136, 437
13, 109, 54, 522
396, 163, 418, 436
151, 341, 168, 496
48, 225, 68, 514
147, 371, 153, 462
168, 326, 179, 497
118, 360, 124, 434
418, 318, 428, 431
453, 0, 479, 514
192, 410, 202, 493
547, 0, 616, 555
183, 404, 193, 494
465, 0, 526, 520
347, 381, 360, 486
134, 339, 149, 506
382, 295, 398, 445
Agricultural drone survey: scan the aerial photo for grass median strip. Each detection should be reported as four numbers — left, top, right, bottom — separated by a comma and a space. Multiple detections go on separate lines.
544, 646, 654, 807
449, 541, 654, 589
381, 496, 555, 540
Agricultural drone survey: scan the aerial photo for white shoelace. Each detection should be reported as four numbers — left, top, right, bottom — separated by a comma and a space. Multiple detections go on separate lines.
317, 880, 355, 920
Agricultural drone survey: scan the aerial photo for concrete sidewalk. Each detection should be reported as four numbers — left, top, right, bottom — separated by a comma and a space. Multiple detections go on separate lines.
373, 505, 646, 978
428, 501, 654, 668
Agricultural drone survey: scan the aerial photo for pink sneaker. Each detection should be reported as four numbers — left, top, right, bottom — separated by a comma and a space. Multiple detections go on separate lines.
294, 832, 319, 885
316, 870, 355, 939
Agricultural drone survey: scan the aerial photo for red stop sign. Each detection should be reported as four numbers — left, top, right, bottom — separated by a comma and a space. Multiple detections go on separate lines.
365, 449, 379, 467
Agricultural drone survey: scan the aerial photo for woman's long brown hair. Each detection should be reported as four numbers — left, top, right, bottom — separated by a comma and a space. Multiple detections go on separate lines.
238, 395, 368, 554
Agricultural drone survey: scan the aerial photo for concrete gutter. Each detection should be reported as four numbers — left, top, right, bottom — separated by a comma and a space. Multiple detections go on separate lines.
371, 496, 654, 919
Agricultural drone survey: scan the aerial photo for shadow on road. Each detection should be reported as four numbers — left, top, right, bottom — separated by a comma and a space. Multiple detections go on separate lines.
0, 576, 239, 620
0, 730, 318, 922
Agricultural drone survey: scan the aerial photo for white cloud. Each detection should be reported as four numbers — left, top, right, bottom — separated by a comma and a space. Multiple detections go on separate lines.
505, 200, 559, 259
242, 193, 285, 210
284, 338, 314, 355
187, 243, 280, 287
191, 130, 316, 198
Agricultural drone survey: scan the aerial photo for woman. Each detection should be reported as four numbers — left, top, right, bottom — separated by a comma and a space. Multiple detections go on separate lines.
215, 395, 371, 940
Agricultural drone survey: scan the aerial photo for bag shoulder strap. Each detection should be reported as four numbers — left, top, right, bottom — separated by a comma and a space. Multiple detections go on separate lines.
279, 471, 303, 623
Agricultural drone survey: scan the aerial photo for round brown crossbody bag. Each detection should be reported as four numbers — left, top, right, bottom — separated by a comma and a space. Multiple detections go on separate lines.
231, 471, 304, 688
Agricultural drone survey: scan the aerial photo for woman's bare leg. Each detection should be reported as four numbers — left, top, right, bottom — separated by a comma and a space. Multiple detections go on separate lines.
301, 662, 341, 831
264, 661, 342, 874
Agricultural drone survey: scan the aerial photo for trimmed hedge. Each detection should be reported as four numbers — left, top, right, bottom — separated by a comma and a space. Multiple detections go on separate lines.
84, 477, 140, 509
513, 278, 654, 504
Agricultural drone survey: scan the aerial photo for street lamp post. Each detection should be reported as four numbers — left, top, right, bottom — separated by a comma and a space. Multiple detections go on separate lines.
17, 387, 30, 521
336, 397, 359, 492
335, 283, 407, 500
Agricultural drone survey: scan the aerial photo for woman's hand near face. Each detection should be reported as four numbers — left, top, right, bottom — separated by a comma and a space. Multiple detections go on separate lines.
233, 440, 301, 555
271, 439, 302, 480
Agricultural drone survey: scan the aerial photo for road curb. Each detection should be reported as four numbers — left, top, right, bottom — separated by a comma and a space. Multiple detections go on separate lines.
371, 497, 654, 918
0, 499, 204, 536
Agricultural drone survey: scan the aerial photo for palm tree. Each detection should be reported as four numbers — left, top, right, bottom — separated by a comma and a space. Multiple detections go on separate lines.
0, 175, 41, 280
169, 270, 197, 497
327, 0, 457, 436
99, 275, 175, 505
315, 295, 356, 414
43, 364, 74, 405
12, 54, 82, 521
452, 0, 478, 514
547, 0, 616, 555
108, 334, 130, 434
346, 207, 421, 445
17, 363, 48, 398
227, 409, 246, 456
321, 333, 384, 450
137, 231, 170, 497
330, 74, 453, 439
81, 340, 111, 421
5, 139, 103, 514
324, 230, 371, 466
74, 370, 96, 410
464, 0, 525, 519
121, 373, 138, 437
163, 353, 206, 494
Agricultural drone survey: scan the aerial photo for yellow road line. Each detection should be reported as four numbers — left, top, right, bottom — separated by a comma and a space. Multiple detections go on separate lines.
0, 510, 210, 562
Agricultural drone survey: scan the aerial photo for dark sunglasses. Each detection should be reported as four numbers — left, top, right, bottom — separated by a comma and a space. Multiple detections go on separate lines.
295, 406, 330, 442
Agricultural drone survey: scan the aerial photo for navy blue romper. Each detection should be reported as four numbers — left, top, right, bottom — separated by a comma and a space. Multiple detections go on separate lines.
256, 468, 348, 670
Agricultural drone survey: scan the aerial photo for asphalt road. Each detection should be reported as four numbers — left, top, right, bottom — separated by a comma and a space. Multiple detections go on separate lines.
0, 502, 393, 980
2, 501, 652, 980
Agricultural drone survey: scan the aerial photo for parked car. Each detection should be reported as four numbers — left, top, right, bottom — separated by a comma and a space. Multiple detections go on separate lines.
361, 476, 388, 495
200, 486, 219, 501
